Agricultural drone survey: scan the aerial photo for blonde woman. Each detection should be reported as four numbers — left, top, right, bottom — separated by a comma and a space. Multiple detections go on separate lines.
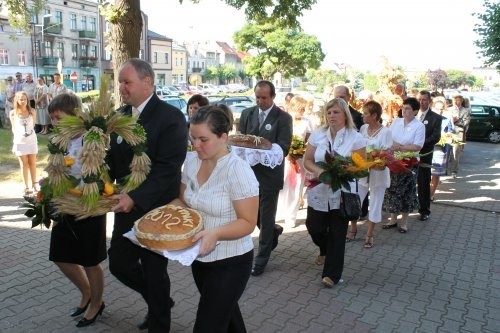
9, 91, 38, 195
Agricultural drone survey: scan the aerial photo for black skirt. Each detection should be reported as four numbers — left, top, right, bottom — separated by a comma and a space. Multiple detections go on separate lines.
49, 214, 107, 267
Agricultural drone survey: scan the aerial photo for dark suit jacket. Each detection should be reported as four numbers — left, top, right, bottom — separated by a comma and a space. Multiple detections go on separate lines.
107, 94, 187, 235
420, 109, 442, 164
349, 105, 364, 130
238, 104, 293, 192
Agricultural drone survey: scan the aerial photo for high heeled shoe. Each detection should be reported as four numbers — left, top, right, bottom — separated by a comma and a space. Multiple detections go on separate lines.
76, 302, 105, 328
70, 299, 90, 317
345, 230, 357, 242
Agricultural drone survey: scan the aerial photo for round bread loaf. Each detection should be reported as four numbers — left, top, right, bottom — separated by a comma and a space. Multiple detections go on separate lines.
228, 134, 272, 150
134, 204, 203, 250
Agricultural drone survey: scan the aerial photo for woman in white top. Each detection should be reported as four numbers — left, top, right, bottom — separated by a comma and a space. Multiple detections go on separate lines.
169, 105, 259, 332
382, 97, 425, 233
278, 95, 313, 227
9, 91, 38, 195
352, 101, 393, 248
35, 76, 51, 134
303, 98, 366, 288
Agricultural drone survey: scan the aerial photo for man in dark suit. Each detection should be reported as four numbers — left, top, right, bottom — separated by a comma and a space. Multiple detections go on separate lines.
107, 59, 187, 331
238, 80, 293, 276
416, 90, 442, 221
334, 85, 364, 130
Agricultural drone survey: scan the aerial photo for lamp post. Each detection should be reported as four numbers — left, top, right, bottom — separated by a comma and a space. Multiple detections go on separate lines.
33, 14, 52, 79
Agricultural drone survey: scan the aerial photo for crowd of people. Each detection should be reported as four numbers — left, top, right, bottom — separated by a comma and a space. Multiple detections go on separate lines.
11, 58, 472, 331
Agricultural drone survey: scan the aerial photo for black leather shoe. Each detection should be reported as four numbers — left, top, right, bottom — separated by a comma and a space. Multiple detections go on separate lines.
251, 266, 264, 276
138, 314, 148, 330
272, 224, 284, 250
76, 303, 105, 328
70, 299, 90, 317
419, 214, 429, 221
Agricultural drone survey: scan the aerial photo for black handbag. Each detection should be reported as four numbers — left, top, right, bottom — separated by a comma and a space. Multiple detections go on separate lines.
340, 181, 361, 220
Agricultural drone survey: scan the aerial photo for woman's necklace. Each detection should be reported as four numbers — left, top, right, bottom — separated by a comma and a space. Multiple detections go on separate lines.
367, 125, 382, 138
330, 127, 346, 152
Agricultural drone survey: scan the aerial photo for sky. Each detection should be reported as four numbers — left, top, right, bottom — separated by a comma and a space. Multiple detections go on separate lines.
140, 0, 486, 72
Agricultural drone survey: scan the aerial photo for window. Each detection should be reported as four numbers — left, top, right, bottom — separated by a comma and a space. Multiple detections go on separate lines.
90, 17, 96, 32
80, 44, 88, 57
44, 9, 50, 16
104, 48, 112, 61
139, 49, 143, 60
17, 50, 26, 65
153, 52, 158, 63
105, 22, 110, 33
90, 46, 97, 58
71, 44, 78, 59
180, 58, 183, 66
34, 41, 41, 57
42, 40, 53, 57
81, 16, 87, 31
202, 62, 204, 69
175, 57, 178, 66
165, 52, 169, 64
31, 7, 38, 24
55, 11, 62, 24
70, 14, 77, 30
0, 49, 8, 65
56, 42, 64, 58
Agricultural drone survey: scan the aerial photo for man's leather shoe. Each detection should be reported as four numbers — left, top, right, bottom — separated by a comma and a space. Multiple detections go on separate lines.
251, 266, 264, 276
272, 224, 284, 250
419, 214, 429, 221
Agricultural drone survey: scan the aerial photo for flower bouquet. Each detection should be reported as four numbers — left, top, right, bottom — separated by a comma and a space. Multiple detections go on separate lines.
20, 178, 55, 228
288, 135, 306, 173
437, 132, 463, 147
309, 151, 370, 193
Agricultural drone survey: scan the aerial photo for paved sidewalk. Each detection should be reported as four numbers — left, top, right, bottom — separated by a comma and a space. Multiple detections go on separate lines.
0, 142, 499, 332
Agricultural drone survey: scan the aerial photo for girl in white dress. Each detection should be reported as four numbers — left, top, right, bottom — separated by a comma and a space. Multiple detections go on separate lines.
9, 91, 38, 195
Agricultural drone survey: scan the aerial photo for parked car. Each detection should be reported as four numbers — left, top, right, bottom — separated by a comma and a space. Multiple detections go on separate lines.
167, 86, 184, 96
160, 95, 188, 120
218, 95, 255, 107
467, 104, 500, 143
156, 85, 180, 97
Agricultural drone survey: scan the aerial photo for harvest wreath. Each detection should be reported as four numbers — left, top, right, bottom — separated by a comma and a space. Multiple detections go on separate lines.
46, 78, 150, 220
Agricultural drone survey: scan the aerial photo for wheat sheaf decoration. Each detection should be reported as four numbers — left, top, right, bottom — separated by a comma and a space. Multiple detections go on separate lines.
46, 76, 151, 220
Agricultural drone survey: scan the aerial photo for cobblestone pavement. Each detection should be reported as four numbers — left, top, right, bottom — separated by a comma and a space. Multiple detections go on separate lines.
0, 142, 499, 333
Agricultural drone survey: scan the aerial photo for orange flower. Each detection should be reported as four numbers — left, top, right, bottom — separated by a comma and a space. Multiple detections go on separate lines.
64, 157, 75, 167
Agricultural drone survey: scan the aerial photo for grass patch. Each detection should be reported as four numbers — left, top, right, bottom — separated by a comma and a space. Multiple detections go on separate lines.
0, 128, 50, 181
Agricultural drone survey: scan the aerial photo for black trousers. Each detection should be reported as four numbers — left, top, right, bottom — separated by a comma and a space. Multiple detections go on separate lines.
108, 234, 171, 332
191, 251, 253, 333
254, 189, 280, 269
417, 159, 432, 216
305, 207, 348, 283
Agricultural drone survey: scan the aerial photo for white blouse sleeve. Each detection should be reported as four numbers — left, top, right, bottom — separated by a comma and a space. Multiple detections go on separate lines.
351, 132, 367, 151
379, 127, 393, 150
228, 158, 259, 200
307, 128, 323, 147
413, 123, 425, 148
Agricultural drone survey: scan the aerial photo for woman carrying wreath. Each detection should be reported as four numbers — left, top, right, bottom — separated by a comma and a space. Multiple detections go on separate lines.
303, 98, 366, 288
47, 93, 107, 328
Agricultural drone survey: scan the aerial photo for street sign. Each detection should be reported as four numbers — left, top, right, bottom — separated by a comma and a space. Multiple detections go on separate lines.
70, 72, 78, 83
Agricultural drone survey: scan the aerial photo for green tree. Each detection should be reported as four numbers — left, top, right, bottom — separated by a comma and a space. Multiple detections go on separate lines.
234, 20, 325, 80
446, 69, 468, 88
4, 0, 318, 105
363, 73, 379, 92
474, 0, 500, 70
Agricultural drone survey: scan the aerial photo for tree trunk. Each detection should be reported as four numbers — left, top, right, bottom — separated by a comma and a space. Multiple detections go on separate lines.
109, 0, 142, 108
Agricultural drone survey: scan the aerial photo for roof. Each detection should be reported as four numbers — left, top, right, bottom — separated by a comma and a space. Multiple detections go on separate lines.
147, 30, 173, 41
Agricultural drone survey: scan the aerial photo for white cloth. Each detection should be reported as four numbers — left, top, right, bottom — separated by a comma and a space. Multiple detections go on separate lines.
359, 124, 392, 189
48, 82, 67, 99
306, 127, 366, 212
11, 112, 38, 156
22, 81, 37, 100
181, 150, 259, 262
67, 136, 84, 180
389, 118, 425, 151
230, 143, 284, 169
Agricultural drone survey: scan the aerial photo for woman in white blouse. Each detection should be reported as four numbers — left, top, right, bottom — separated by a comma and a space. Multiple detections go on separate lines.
354, 101, 393, 248
382, 97, 425, 233
169, 105, 259, 332
303, 98, 366, 288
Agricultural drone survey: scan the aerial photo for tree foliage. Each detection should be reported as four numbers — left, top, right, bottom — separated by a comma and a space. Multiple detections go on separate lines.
473, 0, 500, 70
234, 20, 325, 80
304, 69, 344, 92
445, 69, 476, 89
377, 57, 406, 92
426, 69, 449, 91
363, 73, 379, 92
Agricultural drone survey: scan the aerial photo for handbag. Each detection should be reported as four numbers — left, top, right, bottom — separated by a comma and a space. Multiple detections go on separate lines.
340, 181, 361, 220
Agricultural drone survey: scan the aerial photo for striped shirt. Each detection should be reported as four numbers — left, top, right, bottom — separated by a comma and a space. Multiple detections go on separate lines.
182, 151, 259, 262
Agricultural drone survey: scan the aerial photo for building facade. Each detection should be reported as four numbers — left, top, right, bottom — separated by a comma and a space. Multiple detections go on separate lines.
148, 30, 172, 86
172, 43, 187, 85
